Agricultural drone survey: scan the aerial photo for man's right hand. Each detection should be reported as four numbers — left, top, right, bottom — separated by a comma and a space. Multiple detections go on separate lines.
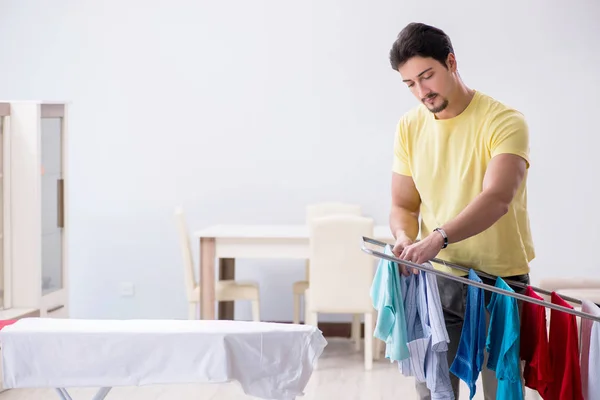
391, 236, 418, 276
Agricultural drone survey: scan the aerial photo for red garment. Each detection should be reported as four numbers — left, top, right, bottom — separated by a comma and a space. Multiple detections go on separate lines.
545, 292, 583, 400
0, 319, 17, 330
519, 286, 552, 396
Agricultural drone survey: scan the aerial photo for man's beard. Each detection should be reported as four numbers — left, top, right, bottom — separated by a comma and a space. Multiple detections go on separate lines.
422, 93, 449, 114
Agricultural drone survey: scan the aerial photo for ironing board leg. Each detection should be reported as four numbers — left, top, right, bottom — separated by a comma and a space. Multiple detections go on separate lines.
55, 388, 72, 400
92, 387, 112, 400
55, 387, 112, 400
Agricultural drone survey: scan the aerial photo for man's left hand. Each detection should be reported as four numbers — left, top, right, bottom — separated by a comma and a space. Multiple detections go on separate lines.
398, 232, 445, 274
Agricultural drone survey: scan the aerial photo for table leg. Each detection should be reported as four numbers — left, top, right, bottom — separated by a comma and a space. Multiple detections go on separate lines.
218, 258, 236, 320
200, 237, 216, 319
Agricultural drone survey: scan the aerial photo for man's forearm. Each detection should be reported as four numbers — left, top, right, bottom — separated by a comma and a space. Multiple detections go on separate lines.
390, 205, 420, 242
441, 191, 510, 244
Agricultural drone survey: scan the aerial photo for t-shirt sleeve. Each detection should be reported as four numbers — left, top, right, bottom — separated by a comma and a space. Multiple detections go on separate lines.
487, 110, 531, 168
392, 119, 412, 176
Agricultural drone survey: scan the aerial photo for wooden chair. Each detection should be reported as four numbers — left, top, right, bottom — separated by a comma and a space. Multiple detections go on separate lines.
304, 214, 380, 370
175, 207, 260, 320
293, 202, 363, 348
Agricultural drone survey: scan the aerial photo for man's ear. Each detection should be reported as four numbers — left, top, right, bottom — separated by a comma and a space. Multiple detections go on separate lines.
446, 53, 457, 72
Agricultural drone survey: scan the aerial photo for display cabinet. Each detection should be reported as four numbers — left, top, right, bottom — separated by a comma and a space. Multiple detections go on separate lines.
1, 101, 69, 320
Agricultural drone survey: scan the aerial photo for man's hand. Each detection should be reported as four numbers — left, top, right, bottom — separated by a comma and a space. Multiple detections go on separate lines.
391, 235, 414, 276
396, 232, 444, 276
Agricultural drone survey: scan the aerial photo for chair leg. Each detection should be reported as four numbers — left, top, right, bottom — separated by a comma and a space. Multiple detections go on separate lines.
308, 311, 319, 369
304, 289, 311, 326
293, 293, 301, 324
308, 312, 318, 328
251, 300, 260, 322
374, 337, 383, 361
305, 259, 310, 281
188, 303, 197, 320
364, 312, 373, 371
352, 314, 361, 350
372, 309, 382, 360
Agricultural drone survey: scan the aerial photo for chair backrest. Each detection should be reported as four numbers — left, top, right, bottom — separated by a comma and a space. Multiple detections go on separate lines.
307, 214, 375, 314
304, 202, 363, 281
174, 207, 196, 301
306, 202, 362, 223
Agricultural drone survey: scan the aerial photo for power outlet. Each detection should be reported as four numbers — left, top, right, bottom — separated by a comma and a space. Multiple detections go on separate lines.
119, 282, 135, 297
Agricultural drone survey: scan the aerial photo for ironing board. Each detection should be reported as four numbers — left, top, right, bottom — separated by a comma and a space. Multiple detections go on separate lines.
0, 318, 327, 400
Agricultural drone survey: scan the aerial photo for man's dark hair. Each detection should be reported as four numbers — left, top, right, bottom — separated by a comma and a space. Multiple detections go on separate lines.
389, 23, 454, 71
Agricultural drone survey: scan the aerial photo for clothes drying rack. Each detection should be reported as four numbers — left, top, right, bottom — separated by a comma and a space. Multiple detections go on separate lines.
361, 236, 600, 323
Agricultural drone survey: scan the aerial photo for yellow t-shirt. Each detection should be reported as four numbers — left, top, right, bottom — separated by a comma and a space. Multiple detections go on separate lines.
392, 90, 535, 277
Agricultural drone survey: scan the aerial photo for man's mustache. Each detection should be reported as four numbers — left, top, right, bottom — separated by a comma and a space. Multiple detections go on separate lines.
422, 93, 438, 102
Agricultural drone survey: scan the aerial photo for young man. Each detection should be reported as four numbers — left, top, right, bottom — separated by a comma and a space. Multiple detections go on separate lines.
388, 22, 534, 399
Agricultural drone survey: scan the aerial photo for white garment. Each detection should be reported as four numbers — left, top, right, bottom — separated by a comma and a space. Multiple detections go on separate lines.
399, 263, 454, 400
0, 318, 327, 400
580, 300, 600, 400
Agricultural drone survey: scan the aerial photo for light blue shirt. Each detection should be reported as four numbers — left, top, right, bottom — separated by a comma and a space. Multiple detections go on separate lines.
370, 245, 409, 362
399, 262, 454, 400
485, 277, 523, 400
449, 269, 486, 400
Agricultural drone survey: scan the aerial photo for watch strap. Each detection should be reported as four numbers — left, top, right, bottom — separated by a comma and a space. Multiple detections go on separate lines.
434, 228, 448, 249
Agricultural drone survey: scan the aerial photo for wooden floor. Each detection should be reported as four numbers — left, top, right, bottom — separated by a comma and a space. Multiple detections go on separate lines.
0, 338, 539, 399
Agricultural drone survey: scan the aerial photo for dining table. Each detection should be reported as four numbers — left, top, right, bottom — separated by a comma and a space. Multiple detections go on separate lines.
194, 224, 395, 319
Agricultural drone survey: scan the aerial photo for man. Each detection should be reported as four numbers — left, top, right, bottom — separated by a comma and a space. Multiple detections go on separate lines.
388, 22, 534, 399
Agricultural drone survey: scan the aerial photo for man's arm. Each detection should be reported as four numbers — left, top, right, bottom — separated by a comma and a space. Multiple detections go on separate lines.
390, 171, 421, 246
398, 153, 527, 265
389, 116, 421, 245
440, 153, 527, 244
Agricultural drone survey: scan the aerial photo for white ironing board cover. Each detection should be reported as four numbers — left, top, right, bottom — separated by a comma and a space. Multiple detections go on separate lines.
0, 318, 327, 400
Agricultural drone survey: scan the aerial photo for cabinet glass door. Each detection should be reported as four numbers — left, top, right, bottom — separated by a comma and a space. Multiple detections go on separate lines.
41, 116, 64, 296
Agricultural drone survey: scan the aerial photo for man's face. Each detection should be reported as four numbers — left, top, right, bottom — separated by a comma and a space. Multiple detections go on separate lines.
398, 55, 455, 114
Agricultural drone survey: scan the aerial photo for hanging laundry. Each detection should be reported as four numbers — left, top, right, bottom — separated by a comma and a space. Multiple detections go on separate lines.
0, 320, 18, 330
485, 277, 523, 400
519, 286, 551, 397
449, 269, 486, 400
545, 292, 583, 400
370, 244, 410, 362
580, 300, 600, 400
398, 262, 454, 400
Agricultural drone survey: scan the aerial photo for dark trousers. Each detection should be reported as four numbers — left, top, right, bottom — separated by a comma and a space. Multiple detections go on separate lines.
415, 272, 530, 400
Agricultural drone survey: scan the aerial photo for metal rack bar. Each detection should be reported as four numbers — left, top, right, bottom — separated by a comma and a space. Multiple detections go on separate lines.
361, 236, 600, 323
362, 236, 584, 305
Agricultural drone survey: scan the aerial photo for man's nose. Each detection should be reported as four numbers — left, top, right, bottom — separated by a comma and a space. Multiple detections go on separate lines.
416, 84, 429, 99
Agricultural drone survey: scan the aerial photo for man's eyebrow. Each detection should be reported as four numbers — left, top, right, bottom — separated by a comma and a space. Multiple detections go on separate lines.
402, 67, 433, 82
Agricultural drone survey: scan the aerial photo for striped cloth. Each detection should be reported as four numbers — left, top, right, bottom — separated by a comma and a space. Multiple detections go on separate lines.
399, 262, 454, 400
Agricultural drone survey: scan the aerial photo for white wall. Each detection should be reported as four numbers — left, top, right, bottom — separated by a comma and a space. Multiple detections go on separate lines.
0, 0, 599, 321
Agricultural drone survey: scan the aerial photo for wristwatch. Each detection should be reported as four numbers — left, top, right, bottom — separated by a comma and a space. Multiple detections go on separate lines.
433, 228, 448, 249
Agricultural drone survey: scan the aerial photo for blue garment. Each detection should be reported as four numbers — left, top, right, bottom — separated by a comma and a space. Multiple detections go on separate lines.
399, 263, 454, 399
485, 277, 523, 400
449, 269, 486, 399
370, 245, 409, 362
